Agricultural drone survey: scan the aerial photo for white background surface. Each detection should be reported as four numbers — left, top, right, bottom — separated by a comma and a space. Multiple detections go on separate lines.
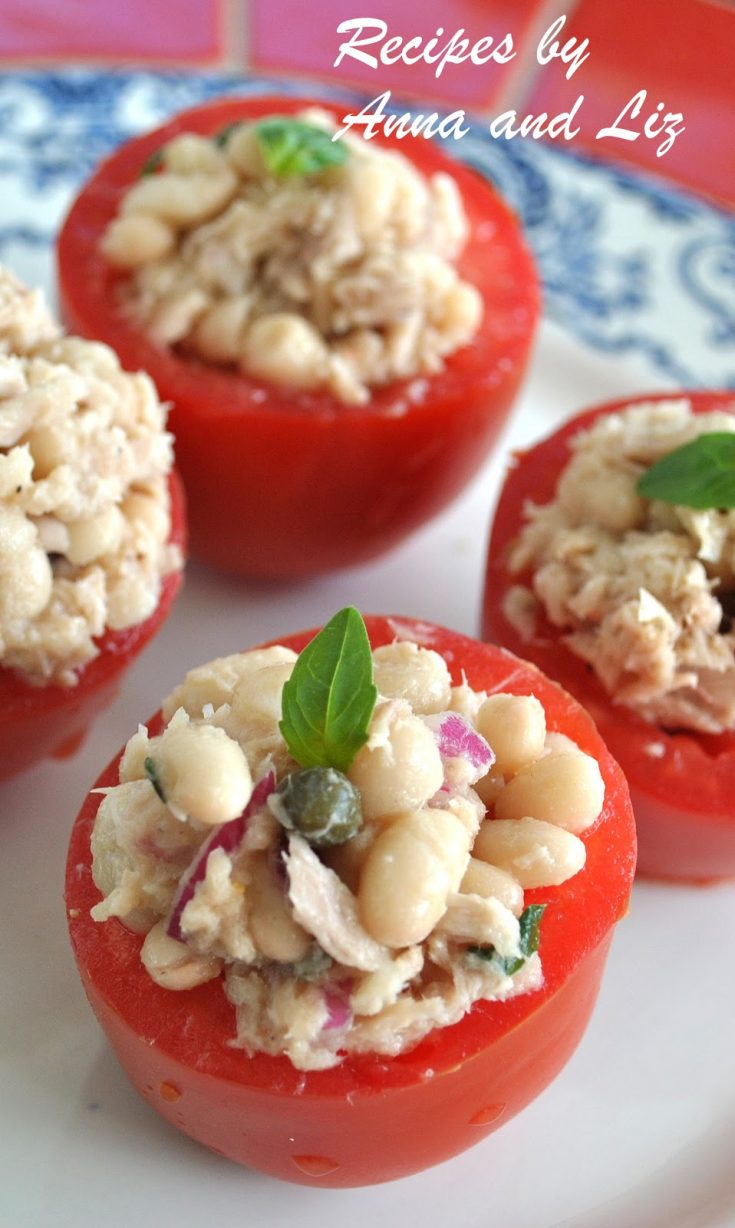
3, 317, 735, 1227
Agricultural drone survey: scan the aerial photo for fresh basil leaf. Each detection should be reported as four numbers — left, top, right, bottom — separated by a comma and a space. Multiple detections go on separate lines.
636, 432, 735, 509
144, 756, 166, 802
255, 118, 348, 178
280, 607, 377, 773
468, 903, 546, 976
140, 149, 164, 177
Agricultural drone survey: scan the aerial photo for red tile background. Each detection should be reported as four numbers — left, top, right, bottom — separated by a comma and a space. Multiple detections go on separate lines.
0, 0, 731, 205
249, 0, 543, 109
0, 0, 223, 63
524, 0, 735, 206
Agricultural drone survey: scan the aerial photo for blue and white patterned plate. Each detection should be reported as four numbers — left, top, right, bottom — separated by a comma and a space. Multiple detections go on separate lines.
1, 71, 734, 1228
0, 69, 732, 387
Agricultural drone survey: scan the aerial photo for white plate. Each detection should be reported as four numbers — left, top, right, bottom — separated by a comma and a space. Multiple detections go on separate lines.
1, 71, 734, 1228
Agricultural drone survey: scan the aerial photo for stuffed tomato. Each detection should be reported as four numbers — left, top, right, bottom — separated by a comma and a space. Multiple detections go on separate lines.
57, 95, 539, 579
0, 267, 185, 780
66, 611, 634, 1187
483, 391, 735, 883
0, 479, 184, 780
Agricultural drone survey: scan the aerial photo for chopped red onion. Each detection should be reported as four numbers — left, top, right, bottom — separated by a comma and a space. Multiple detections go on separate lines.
166, 770, 276, 943
424, 712, 494, 783
322, 985, 353, 1031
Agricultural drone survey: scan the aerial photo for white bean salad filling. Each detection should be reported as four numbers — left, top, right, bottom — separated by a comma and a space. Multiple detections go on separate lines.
0, 268, 181, 684
101, 109, 483, 405
91, 626, 605, 1071
507, 399, 735, 733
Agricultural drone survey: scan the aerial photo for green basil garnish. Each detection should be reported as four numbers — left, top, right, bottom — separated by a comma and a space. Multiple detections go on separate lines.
144, 756, 166, 802
279, 607, 377, 773
468, 904, 547, 976
636, 432, 735, 510
255, 117, 347, 178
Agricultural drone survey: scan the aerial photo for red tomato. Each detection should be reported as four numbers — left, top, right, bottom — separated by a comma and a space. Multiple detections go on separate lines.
483, 391, 735, 884
57, 97, 539, 579
0, 472, 185, 781
65, 616, 635, 1187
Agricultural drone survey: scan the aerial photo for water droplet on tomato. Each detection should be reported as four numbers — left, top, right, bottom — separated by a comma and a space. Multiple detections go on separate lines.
469, 1102, 505, 1125
291, 1155, 339, 1176
159, 1081, 182, 1103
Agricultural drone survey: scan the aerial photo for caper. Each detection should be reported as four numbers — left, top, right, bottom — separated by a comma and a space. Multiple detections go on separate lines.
271, 767, 362, 847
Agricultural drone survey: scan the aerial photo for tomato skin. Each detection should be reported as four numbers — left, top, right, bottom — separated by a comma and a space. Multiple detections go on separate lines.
57, 97, 539, 579
0, 471, 185, 781
65, 617, 635, 1186
483, 391, 735, 884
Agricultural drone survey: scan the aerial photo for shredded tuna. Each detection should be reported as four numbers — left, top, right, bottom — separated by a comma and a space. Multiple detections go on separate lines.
510, 399, 735, 732
285, 834, 388, 972
437, 893, 521, 959
102, 110, 482, 405
0, 268, 180, 683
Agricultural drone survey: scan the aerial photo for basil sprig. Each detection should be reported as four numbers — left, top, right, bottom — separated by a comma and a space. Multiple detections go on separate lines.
279, 607, 377, 774
636, 432, 735, 510
468, 904, 546, 976
255, 117, 347, 178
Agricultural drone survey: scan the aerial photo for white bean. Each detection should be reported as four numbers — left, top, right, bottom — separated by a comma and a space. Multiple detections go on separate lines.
494, 750, 605, 833
372, 641, 452, 714
435, 280, 483, 346
558, 455, 644, 533
228, 661, 295, 740
225, 124, 266, 178
473, 817, 586, 888
122, 490, 170, 544
34, 515, 69, 555
101, 214, 175, 268
141, 920, 223, 990
66, 505, 124, 565
190, 295, 252, 364
460, 856, 524, 916
105, 570, 157, 630
154, 721, 253, 826
348, 709, 443, 821
347, 155, 396, 238
121, 170, 237, 228
163, 646, 297, 721
162, 134, 228, 175
358, 807, 470, 947
543, 732, 580, 757
476, 693, 546, 778
248, 851, 311, 962
26, 423, 67, 476
148, 288, 210, 347
0, 516, 52, 622
240, 313, 330, 390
